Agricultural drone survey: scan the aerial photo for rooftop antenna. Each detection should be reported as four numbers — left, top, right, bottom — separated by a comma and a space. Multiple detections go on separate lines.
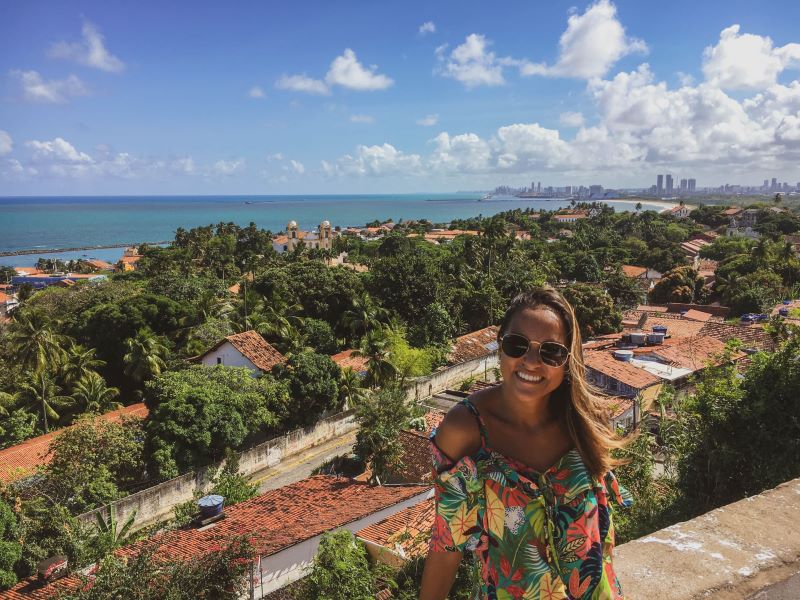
637, 312, 648, 330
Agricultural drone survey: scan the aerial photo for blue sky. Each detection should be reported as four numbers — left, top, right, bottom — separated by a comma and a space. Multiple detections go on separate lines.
2, 0, 800, 195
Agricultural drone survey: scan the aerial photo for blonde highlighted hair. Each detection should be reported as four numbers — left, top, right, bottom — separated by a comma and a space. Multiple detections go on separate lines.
498, 286, 629, 479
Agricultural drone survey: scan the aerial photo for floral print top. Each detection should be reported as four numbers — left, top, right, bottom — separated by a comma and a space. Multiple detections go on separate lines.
429, 399, 633, 600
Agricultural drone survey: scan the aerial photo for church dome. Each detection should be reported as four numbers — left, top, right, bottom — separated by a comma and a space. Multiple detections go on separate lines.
288, 220, 298, 229
321, 220, 330, 227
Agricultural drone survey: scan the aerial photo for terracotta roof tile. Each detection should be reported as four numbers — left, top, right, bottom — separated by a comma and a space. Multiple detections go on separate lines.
644, 336, 739, 370
86, 259, 115, 270
0, 404, 148, 484
357, 497, 435, 559
386, 411, 444, 484
681, 309, 713, 322
584, 351, 662, 390
621, 265, 648, 278
447, 326, 499, 365
330, 349, 369, 374
222, 331, 286, 373
698, 321, 776, 352
594, 395, 634, 420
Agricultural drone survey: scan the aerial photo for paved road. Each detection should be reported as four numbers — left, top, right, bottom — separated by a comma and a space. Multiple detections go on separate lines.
252, 430, 358, 493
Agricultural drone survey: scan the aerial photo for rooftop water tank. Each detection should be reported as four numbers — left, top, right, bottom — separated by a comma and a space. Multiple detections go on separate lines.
783, 300, 792, 305
779, 308, 789, 317
198, 495, 225, 518
629, 332, 646, 345
652, 325, 668, 334
613, 350, 634, 362
647, 332, 665, 345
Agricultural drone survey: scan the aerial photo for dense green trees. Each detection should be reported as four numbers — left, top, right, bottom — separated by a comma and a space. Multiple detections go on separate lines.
271, 352, 341, 428
0, 500, 21, 590
562, 284, 621, 339
301, 529, 375, 600
144, 366, 287, 478
649, 266, 706, 304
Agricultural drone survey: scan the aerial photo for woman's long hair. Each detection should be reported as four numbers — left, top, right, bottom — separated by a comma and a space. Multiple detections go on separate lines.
498, 286, 628, 479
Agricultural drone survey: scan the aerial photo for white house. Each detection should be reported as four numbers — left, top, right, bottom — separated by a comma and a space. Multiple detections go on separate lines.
198, 330, 286, 375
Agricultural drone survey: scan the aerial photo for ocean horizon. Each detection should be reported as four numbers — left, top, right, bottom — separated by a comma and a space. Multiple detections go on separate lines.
0, 193, 672, 267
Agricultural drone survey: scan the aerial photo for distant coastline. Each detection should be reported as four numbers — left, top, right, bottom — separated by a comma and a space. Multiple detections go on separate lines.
0, 242, 170, 258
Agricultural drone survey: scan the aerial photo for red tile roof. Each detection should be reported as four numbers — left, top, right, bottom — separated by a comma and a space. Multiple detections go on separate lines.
594, 395, 634, 419
0, 404, 148, 483
387, 411, 445, 484
681, 309, 713, 322
623, 315, 707, 339
644, 336, 739, 370
86, 259, 115, 270
2, 476, 430, 599
357, 497, 435, 559
206, 331, 286, 373
330, 349, 369, 373
698, 321, 776, 352
584, 350, 662, 390
621, 265, 648, 278
447, 326, 499, 365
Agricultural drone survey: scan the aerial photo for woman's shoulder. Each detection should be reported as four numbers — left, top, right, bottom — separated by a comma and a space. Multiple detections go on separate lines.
433, 399, 484, 463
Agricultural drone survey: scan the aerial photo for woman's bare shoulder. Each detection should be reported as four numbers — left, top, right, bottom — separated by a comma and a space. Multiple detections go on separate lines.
433, 402, 482, 463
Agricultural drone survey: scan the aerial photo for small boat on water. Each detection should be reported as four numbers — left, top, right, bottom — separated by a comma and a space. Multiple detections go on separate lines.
480, 194, 492, 201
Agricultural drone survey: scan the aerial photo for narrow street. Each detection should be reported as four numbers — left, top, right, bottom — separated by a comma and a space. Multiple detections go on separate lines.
252, 430, 358, 492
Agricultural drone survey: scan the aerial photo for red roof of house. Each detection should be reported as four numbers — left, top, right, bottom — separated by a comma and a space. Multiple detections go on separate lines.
642, 336, 740, 370
0, 404, 148, 484
86, 259, 115, 270
386, 410, 446, 484
330, 349, 369, 373
594, 395, 634, 419
447, 325, 499, 365
206, 331, 287, 373
681, 309, 713, 322
621, 265, 648, 278
357, 497, 435, 559
584, 350, 662, 390
2, 476, 430, 599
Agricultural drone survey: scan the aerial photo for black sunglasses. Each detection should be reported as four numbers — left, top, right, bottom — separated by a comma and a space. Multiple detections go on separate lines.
500, 333, 570, 367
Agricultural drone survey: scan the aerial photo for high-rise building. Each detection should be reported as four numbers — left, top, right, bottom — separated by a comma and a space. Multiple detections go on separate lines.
680, 178, 688, 191
656, 174, 664, 193
688, 178, 696, 191
772, 177, 778, 190
666, 174, 674, 193
764, 179, 769, 189
537, 182, 541, 193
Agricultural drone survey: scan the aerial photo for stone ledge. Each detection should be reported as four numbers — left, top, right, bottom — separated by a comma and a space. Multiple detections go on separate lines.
615, 478, 800, 599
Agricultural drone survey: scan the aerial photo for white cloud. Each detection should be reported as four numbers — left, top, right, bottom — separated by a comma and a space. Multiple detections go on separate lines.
429, 132, 492, 172
350, 114, 375, 123
48, 21, 125, 73
248, 86, 266, 99
212, 159, 246, 176
417, 114, 439, 126
10, 70, 89, 104
170, 157, 196, 174
559, 111, 585, 127
289, 159, 305, 174
275, 74, 330, 95
325, 49, 394, 91
702, 25, 800, 90
439, 34, 505, 88
523, 0, 647, 79
0, 131, 12, 155
328, 143, 422, 176
419, 21, 436, 35
27, 137, 93, 163
267, 152, 284, 161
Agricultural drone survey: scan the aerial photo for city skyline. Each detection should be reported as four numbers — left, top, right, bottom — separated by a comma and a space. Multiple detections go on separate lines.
2, 0, 800, 195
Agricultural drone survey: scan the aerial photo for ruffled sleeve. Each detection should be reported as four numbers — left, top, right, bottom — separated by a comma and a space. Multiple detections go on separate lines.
428, 433, 483, 553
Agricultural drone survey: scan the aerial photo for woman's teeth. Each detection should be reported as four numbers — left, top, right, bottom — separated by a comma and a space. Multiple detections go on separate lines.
516, 371, 543, 383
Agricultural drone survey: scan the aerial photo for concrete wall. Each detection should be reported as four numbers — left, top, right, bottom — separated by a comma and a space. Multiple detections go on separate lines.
616, 477, 800, 599
406, 353, 499, 402
79, 410, 357, 530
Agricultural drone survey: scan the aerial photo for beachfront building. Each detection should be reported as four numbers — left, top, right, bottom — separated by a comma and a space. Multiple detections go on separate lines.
197, 330, 286, 376
10, 272, 108, 289
272, 220, 334, 254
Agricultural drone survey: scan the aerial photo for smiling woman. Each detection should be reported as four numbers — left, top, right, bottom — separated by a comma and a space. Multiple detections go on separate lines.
419, 286, 633, 600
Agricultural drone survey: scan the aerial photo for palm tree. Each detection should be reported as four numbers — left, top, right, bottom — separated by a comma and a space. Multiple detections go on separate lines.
338, 367, 368, 409
60, 343, 105, 389
19, 371, 74, 432
72, 372, 121, 414
123, 329, 169, 387
353, 328, 398, 389
751, 238, 772, 267
341, 295, 390, 341
7, 313, 68, 374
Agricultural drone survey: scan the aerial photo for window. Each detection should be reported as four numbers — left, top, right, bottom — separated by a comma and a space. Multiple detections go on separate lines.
217, 357, 222, 365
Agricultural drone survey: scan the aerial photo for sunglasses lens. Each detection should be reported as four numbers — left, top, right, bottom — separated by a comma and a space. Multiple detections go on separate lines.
501, 334, 529, 358
540, 342, 569, 367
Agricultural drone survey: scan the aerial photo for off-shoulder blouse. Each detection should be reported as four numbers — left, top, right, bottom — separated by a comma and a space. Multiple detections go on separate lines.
429, 399, 632, 600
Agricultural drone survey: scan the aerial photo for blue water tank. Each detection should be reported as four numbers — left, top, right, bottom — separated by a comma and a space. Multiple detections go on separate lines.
198, 495, 225, 518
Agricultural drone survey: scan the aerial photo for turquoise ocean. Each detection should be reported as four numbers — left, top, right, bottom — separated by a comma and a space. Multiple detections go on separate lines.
0, 194, 668, 267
